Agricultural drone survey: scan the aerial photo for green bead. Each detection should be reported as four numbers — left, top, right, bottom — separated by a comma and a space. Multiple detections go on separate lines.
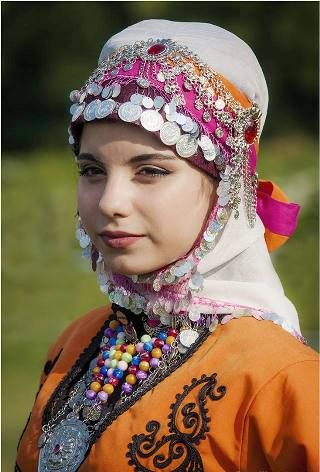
116, 339, 122, 345
122, 352, 132, 363
110, 359, 118, 368
141, 334, 152, 343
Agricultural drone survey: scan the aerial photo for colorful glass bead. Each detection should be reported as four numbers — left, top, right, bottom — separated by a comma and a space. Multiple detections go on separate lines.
151, 348, 162, 359
166, 336, 175, 345
141, 334, 152, 343
122, 382, 133, 394
126, 374, 137, 385
154, 339, 164, 348
86, 390, 97, 400
109, 320, 119, 329
90, 382, 102, 393
117, 360, 128, 371
108, 377, 119, 387
97, 391, 108, 403
113, 351, 122, 361
104, 359, 111, 368
102, 351, 110, 360
244, 122, 257, 144
97, 358, 105, 367
132, 355, 140, 365
140, 352, 151, 362
122, 352, 132, 363
168, 329, 178, 337
135, 342, 144, 352
113, 368, 124, 379
147, 43, 166, 55
128, 365, 138, 375
139, 361, 150, 372
103, 384, 114, 394
150, 358, 160, 368
120, 343, 128, 352
126, 344, 136, 355
99, 366, 108, 376
110, 359, 118, 368
143, 342, 153, 352
162, 344, 170, 353
158, 332, 167, 341
107, 368, 114, 377
93, 367, 100, 375
136, 370, 148, 380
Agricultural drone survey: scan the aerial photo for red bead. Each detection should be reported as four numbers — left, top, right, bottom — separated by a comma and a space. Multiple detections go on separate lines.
244, 122, 257, 144
94, 374, 105, 384
140, 352, 151, 362
108, 377, 119, 387
128, 365, 138, 375
168, 329, 178, 338
97, 358, 105, 367
147, 43, 166, 55
120, 344, 128, 352
154, 339, 164, 349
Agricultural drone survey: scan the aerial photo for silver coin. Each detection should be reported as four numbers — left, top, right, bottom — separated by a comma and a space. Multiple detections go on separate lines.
142, 96, 154, 109
87, 83, 102, 96
177, 343, 188, 354
71, 103, 85, 122
203, 149, 217, 162
102, 86, 112, 99
79, 92, 87, 104
198, 135, 213, 151
156, 71, 165, 82
69, 103, 78, 116
166, 112, 178, 122
110, 68, 119, 77
189, 272, 204, 290
217, 208, 229, 225
203, 230, 216, 242
136, 77, 150, 88
140, 110, 164, 131
188, 310, 201, 322
95, 99, 116, 119
84, 100, 100, 121
176, 134, 198, 158
182, 118, 194, 133
118, 102, 142, 122
215, 98, 226, 110
164, 102, 176, 115
153, 96, 165, 110
123, 62, 133, 71
68, 135, 75, 145
130, 93, 143, 105
111, 83, 121, 98
69, 90, 80, 103
179, 329, 199, 348
160, 121, 181, 145
176, 113, 187, 125
191, 122, 199, 135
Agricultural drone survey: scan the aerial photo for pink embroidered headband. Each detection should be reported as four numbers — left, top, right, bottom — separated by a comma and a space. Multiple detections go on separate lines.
68, 38, 299, 243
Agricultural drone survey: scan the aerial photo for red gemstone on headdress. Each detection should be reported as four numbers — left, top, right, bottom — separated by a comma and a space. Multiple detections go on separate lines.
53, 444, 61, 454
244, 123, 258, 144
147, 43, 166, 55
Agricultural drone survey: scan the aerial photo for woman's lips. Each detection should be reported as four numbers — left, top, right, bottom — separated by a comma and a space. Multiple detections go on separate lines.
99, 233, 145, 249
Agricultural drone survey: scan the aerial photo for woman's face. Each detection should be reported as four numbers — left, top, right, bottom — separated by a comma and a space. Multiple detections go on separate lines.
77, 121, 217, 275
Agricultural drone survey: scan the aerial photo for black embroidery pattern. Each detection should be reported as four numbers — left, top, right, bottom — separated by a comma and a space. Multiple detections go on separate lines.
14, 463, 22, 472
127, 373, 226, 472
43, 348, 63, 376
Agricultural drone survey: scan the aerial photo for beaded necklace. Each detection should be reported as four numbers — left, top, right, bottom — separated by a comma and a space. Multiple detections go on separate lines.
38, 305, 208, 472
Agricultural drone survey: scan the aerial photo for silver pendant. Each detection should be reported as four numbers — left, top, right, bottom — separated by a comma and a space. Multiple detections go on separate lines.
71, 104, 85, 122
179, 329, 199, 348
84, 100, 100, 122
142, 96, 154, 109
181, 117, 194, 133
95, 99, 116, 119
38, 418, 89, 472
160, 122, 181, 145
111, 83, 121, 98
130, 93, 143, 105
140, 110, 164, 131
176, 135, 198, 158
118, 102, 142, 122
102, 86, 112, 99
153, 96, 165, 110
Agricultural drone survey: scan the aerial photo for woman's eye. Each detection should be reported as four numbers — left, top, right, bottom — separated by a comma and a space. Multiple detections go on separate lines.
138, 167, 170, 178
78, 166, 105, 177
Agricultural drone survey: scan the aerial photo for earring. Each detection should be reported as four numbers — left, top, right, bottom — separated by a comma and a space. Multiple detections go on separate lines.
75, 214, 103, 272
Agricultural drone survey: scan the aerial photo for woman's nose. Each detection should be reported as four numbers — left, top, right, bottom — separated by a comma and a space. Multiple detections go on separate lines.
98, 175, 133, 218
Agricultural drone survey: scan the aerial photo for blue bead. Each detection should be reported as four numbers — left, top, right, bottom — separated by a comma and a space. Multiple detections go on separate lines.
99, 366, 108, 376
132, 355, 140, 366
102, 351, 110, 360
113, 368, 124, 379
109, 338, 116, 346
158, 332, 167, 341
116, 326, 124, 333
143, 342, 153, 352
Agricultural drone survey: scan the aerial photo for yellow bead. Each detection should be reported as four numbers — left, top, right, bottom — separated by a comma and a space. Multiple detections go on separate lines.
90, 381, 102, 393
113, 351, 122, 361
151, 348, 162, 359
109, 320, 119, 330
126, 374, 137, 385
92, 367, 100, 375
166, 336, 175, 345
103, 384, 114, 395
115, 344, 122, 350
139, 361, 150, 372
126, 344, 136, 355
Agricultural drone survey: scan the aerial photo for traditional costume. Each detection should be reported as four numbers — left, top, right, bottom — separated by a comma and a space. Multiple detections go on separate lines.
16, 20, 318, 472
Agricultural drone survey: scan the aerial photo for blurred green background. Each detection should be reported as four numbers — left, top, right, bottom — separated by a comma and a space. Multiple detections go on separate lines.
2, 2, 319, 470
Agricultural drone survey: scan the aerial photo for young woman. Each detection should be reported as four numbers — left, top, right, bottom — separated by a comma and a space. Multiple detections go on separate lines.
16, 20, 318, 472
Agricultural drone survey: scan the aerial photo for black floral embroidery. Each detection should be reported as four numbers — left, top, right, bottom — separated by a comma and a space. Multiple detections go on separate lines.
43, 348, 63, 376
127, 373, 226, 471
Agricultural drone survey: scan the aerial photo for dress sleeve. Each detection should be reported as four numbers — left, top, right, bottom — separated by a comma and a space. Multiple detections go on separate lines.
240, 360, 319, 472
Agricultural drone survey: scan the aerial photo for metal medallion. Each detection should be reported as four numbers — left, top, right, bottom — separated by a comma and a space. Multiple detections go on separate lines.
215, 98, 225, 110
82, 404, 101, 422
188, 310, 201, 322
140, 110, 164, 131
160, 121, 181, 146
203, 149, 216, 162
79, 92, 87, 104
156, 71, 165, 82
215, 127, 224, 138
71, 104, 85, 122
95, 99, 116, 119
182, 118, 194, 133
142, 96, 154, 109
87, 83, 102, 96
118, 102, 142, 122
216, 208, 229, 225
111, 83, 121, 98
177, 343, 188, 354
203, 230, 216, 243
38, 418, 89, 472
69, 90, 80, 103
176, 134, 198, 158
68, 135, 75, 145
69, 104, 78, 116
123, 62, 133, 71
84, 100, 100, 122
166, 112, 178, 122
179, 329, 199, 348
136, 77, 150, 88
176, 113, 187, 126
153, 96, 165, 110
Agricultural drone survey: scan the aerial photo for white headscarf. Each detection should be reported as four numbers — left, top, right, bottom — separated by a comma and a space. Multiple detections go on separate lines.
95, 19, 301, 336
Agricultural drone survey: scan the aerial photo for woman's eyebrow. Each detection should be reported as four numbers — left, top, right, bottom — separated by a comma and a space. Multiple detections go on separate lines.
77, 152, 177, 164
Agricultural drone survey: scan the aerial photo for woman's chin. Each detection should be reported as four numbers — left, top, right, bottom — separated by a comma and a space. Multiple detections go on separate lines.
105, 255, 158, 276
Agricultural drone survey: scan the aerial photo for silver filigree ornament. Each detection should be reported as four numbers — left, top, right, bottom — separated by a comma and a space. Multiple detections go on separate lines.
38, 418, 89, 472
